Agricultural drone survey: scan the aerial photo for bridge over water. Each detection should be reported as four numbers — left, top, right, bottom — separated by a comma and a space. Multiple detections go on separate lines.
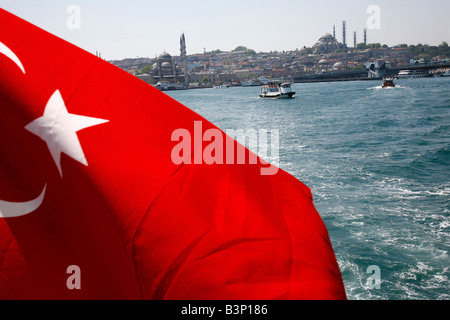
293, 62, 450, 83
388, 62, 450, 73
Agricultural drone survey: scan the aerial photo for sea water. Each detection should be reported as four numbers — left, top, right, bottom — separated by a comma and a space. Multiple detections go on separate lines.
166, 77, 450, 300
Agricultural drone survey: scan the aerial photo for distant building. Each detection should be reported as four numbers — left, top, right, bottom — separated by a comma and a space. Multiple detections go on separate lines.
312, 33, 345, 54
151, 52, 183, 80
149, 34, 190, 84
234, 69, 251, 79
188, 70, 218, 83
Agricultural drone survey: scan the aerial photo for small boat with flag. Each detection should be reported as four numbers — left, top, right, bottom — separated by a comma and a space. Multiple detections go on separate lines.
259, 81, 295, 99
382, 76, 395, 88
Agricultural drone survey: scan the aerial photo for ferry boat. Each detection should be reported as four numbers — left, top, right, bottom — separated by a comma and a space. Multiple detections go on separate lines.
213, 84, 228, 89
259, 81, 295, 98
154, 81, 187, 91
241, 77, 271, 87
241, 79, 261, 87
397, 69, 432, 79
382, 76, 395, 88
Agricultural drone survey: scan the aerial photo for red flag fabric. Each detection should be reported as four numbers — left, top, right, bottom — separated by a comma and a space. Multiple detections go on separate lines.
0, 9, 346, 299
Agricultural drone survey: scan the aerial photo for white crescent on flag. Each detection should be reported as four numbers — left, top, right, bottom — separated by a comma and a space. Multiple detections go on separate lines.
0, 184, 46, 218
0, 39, 41, 218
0, 41, 25, 74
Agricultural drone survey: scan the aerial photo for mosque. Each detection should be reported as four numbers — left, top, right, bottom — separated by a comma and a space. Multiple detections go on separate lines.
151, 52, 180, 79
312, 22, 367, 54
151, 33, 189, 84
312, 32, 345, 54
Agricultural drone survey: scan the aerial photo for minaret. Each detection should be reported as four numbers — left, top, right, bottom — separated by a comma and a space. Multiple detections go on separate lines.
333, 25, 336, 39
364, 28, 367, 46
342, 21, 346, 47
354, 31, 357, 48
180, 33, 188, 86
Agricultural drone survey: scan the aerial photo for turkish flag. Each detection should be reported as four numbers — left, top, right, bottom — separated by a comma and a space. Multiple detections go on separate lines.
0, 9, 346, 299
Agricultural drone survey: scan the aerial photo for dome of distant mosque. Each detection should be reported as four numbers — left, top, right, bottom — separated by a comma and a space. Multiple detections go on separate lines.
319, 33, 334, 40
333, 62, 344, 69
159, 52, 172, 59
318, 59, 328, 65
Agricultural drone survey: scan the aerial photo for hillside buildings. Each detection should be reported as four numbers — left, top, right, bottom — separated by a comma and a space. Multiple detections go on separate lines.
110, 31, 447, 85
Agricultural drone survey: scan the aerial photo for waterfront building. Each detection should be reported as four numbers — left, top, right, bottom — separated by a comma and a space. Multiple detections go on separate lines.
188, 69, 218, 84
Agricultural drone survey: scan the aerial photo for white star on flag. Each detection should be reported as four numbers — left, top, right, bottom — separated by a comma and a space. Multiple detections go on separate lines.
25, 90, 109, 176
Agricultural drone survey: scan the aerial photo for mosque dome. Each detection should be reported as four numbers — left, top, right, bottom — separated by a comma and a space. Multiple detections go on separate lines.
318, 59, 328, 65
319, 33, 334, 41
333, 62, 344, 70
161, 62, 172, 67
159, 52, 172, 59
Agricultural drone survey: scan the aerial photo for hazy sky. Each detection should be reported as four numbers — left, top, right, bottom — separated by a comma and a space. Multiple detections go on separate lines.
1, 0, 449, 60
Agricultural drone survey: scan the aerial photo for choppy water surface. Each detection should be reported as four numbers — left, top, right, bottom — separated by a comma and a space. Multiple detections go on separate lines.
166, 77, 450, 300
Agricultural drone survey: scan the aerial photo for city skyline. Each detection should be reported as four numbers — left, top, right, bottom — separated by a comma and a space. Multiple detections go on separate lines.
1, 0, 449, 60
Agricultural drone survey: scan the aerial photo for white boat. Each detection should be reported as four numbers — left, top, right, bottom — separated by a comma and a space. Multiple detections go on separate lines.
440, 69, 450, 77
213, 84, 228, 89
154, 81, 187, 91
259, 81, 295, 99
241, 79, 261, 87
397, 69, 432, 78
242, 78, 272, 86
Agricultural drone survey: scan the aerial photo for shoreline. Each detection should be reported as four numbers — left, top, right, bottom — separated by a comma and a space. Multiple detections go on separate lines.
155, 72, 448, 91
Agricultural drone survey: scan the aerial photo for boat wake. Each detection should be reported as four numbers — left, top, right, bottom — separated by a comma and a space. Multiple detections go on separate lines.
368, 85, 408, 90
